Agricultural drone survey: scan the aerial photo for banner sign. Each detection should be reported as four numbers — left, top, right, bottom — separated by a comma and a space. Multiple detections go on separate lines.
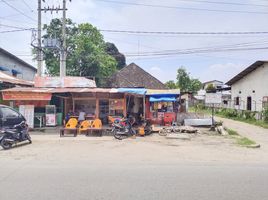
2, 92, 52, 101
205, 93, 222, 104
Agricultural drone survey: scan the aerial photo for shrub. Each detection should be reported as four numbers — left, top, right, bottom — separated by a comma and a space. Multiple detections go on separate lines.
244, 111, 256, 120
225, 109, 238, 118
263, 106, 268, 122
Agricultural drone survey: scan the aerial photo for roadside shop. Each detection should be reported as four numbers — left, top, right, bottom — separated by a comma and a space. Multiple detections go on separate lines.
1, 76, 180, 128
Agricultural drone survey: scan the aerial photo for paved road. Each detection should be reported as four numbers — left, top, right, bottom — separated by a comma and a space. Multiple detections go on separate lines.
0, 134, 268, 200
0, 161, 267, 200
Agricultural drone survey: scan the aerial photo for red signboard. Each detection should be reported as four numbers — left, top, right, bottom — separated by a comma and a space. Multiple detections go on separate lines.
14, 100, 49, 107
2, 92, 52, 101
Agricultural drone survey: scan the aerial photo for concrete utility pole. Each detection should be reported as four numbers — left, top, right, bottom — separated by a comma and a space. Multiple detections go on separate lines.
37, 0, 42, 76
60, 0, 67, 77
38, 0, 70, 77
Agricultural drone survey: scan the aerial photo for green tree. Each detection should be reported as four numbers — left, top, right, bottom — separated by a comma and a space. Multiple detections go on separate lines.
40, 18, 121, 86
176, 67, 191, 92
165, 80, 178, 89
189, 78, 202, 93
205, 83, 216, 93
176, 67, 202, 94
105, 42, 126, 69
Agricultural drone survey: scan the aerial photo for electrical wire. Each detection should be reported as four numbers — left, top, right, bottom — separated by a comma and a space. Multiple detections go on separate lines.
1, 0, 36, 22
126, 46, 268, 57
175, 0, 268, 8
21, 0, 34, 12
95, 0, 268, 15
125, 40, 268, 55
100, 29, 268, 36
0, 28, 34, 33
0, 23, 33, 30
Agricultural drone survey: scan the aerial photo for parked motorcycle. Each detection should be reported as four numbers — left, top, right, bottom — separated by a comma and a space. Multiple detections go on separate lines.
112, 118, 136, 140
141, 118, 153, 135
0, 121, 31, 150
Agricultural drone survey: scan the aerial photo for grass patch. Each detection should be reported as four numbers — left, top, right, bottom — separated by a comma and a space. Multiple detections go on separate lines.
189, 107, 268, 129
236, 137, 256, 146
216, 113, 268, 129
226, 128, 239, 136
226, 128, 257, 147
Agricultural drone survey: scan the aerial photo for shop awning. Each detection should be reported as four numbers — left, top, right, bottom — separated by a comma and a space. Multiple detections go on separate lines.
146, 89, 180, 95
2, 91, 52, 101
149, 96, 176, 102
117, 88, 147, 95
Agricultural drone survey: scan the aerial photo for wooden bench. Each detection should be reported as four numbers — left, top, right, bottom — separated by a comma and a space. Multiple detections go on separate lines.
80, 127, 104, 136
60, 128, 78, 137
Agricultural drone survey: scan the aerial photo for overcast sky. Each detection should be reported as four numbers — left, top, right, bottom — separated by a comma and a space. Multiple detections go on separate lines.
1, 0, 268, 83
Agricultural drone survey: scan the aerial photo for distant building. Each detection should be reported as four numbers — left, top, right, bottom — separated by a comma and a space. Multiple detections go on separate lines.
202, 80, 224, 90
195, 80, 231, 108
226, 61, 268, 112
0, 48, 36, 81
106, 63, 167, 89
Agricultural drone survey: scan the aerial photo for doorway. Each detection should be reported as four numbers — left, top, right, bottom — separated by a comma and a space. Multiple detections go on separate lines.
99, 99, 109, 124
247, 96, 252, 111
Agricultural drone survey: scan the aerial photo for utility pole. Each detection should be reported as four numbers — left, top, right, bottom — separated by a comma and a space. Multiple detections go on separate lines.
60, 0, 67, 77
38, 0, 70, 77
37, 0, 42, 76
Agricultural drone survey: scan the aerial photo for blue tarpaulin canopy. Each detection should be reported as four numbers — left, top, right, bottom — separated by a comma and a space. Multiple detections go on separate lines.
12, 69, 22, 75
117, 88, 146, 95
149, 96, 177, 102
0, 66, 10, 71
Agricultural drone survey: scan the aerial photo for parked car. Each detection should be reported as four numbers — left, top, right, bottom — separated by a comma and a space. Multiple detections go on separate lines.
0, 105, 26, 129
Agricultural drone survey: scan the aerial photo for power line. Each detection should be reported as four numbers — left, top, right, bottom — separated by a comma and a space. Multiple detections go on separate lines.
96, 0, 268, 15
176, 0, 268, 8
0, 28, 34, 33
126, 46, 268, 57
0, 23, 33, 30
125, 40, 268, 55
100, 29, 268, 35
21, 0, 34, 12
1, 0, 36, 22
126, 47, 268, 61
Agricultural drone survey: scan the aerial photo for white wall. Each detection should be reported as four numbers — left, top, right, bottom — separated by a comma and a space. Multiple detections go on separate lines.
231, 63, 268, 112
0, 52, 36, 81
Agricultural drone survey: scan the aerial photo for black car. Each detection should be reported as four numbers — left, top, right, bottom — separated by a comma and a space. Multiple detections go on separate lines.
0, 105, 26, 129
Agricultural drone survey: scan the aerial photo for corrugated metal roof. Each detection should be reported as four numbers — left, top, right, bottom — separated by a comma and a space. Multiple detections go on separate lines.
146, 89, 180, 95
34, 76, 96, 88
226, 61, 268, 86
1, 87, 112, 93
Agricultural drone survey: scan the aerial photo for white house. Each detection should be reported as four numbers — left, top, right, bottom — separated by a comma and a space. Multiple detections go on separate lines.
202, 80, 224, 90
195, 80, 231, 108
226, 61, 268, 112
0, 48, 36, 81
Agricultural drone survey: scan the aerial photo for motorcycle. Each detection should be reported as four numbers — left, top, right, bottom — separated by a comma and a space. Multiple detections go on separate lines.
140, 118, 153, 136
112, 118, 136, 140
0, 121, 32, 150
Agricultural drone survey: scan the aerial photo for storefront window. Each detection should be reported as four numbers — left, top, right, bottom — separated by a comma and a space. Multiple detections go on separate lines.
150, 102, 174, 112
109, 99, 124, 116
74, 100, 96, 115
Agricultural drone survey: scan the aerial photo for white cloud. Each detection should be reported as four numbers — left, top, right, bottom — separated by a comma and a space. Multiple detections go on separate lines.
200, 63, 245, 83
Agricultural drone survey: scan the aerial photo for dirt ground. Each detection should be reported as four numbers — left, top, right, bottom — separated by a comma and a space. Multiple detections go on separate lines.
216, 117, 268, 151
1, 127, 267, 165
